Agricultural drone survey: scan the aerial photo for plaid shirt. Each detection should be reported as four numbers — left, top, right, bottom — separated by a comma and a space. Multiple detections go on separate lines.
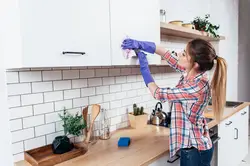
154, 51, 213, 158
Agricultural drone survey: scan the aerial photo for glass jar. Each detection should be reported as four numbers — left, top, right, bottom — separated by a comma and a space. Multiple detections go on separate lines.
160, 9, 166, 22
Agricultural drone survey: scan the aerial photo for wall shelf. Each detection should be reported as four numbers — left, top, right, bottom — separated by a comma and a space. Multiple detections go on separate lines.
160, 22, 225, 41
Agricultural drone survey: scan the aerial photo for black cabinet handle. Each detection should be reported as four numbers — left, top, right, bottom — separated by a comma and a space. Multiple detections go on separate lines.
226, 121, 232, 126
234, 128, 238, 140
62, 51, 86, 55
241, 111, 247, 115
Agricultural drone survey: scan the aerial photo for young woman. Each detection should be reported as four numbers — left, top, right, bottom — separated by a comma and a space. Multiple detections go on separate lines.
121, 38, 227, 166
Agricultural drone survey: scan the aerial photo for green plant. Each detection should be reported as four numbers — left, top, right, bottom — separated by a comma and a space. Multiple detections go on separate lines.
191, 14, 220, 38
132, 103, 144, 116
59, 107, 86, 137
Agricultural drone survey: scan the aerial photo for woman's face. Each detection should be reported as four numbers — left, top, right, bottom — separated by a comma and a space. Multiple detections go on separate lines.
177, 49, 193, 71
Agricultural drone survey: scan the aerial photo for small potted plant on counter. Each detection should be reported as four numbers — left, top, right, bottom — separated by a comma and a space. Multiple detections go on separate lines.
52, 107, 86, 154
128, 104, 148, 129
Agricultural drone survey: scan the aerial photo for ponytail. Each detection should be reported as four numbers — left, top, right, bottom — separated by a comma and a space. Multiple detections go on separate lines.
210, 57, 227, 122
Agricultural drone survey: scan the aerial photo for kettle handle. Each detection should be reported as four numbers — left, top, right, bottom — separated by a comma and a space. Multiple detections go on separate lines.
155, 102, 163, 112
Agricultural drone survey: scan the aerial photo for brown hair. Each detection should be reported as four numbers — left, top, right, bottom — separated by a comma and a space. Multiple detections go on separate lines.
187, 38, 227, 122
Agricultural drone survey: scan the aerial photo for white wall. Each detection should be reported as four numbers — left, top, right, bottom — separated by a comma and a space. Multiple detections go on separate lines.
160, 0, 239, 101
238, 0, 250, 102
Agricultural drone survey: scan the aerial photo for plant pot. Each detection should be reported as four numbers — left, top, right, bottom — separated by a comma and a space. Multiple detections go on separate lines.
128, 113, 148, 129
52, 136, 74, 154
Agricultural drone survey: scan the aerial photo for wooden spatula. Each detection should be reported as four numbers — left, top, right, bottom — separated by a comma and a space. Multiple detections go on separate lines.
82, 106, 88, 135
84, 104, 101, 144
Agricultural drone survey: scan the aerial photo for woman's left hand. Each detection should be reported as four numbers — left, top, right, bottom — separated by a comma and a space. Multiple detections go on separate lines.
135, 50, 154, 86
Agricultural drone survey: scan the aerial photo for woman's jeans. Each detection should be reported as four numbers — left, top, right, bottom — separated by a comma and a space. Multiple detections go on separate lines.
180, 146, 214, 166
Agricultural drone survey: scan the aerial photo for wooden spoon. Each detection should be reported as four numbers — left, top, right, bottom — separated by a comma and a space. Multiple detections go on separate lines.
84, 104, 101, 144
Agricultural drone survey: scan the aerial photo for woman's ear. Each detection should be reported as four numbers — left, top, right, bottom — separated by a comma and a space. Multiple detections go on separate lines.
194, 62, 200, 70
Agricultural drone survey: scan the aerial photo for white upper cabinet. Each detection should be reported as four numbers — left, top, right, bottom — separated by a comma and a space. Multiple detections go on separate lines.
3, 0, 111, 68
110, 0, 161, 65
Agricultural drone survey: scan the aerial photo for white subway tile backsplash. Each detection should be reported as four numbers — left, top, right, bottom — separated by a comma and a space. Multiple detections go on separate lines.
72, 79, 87, 89
24, 136, 46, 151
6, 72, 19, 83
9, 106, 33, 120
44, 91, 63, 102
53, 80, 71, 91
42, 71, 62, 81
12, 142, 24, 154
122, 83, 132, 91
89, 95, 103, 104
63, 70, 79, 80
73, 97, 88, 108
32, 82, 52, 93
88, 78, 102, 87
115, 76, 126, 84
10, 119, 22, 131
96, 86, 109, 95
35, 123, 55, 137
103, 77, 115, 85
56, 121, 64, 132
19, 71, 42, 83
120, 68, 131, 75
12, 128, 34, 143
64, 89, 80, 99
110, 100, 122, 109
109, 68, 120, 76
6, 64, 174, 162
81, 87, 95, 97
95, 69, 109, 77
110, 85, 121, 93
127, 90, 137, 98
80, 69, 95, 78
34, 103, 54, 115
8, 83, 31, 96
23, 115, 45, 128
13, 153, 24, 162
21, 93, 43, 106
8, 96, 21, 108
46, 131, 64, 145
115, 92, 127, 100
55, 100, 73, 111
45, 111, 62, 123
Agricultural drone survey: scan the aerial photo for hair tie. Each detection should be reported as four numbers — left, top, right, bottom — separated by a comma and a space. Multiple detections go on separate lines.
214, 55, 218, 60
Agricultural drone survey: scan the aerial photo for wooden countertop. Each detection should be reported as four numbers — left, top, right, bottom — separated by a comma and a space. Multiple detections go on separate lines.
15, 102, 250, 166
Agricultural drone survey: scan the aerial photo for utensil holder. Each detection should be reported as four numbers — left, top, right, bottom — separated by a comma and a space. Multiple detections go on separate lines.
99, 108, 111, 140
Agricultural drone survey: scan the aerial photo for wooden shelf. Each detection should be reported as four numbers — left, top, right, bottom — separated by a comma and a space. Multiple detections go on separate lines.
160, 22, 225, 41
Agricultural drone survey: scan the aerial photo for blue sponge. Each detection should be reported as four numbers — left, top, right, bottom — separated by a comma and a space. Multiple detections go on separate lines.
118, 137, 131, 147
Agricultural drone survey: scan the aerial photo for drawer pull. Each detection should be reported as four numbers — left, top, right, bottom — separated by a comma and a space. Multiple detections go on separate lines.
226, 121, 232, 126
241, 111, 247, 115
62, 51, 86, 55
234, 128, 238, 140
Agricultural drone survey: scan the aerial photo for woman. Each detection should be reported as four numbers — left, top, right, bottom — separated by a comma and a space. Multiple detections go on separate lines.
121, 38, 227, 166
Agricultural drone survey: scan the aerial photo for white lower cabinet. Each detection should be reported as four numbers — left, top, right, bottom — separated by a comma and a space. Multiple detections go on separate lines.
218, 106, 249, 166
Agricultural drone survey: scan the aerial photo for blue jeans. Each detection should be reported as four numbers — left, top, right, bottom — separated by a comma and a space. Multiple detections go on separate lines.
180, 146, 214, 166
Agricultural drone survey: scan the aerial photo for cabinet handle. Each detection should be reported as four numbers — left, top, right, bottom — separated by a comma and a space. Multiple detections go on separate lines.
234, 128, 238, 140
241, 111, 247, 115
226, 121, 232, 126
62, 51, 86, 55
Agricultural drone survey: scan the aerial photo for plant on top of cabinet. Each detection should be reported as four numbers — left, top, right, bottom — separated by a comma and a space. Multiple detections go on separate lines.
52, 107, 86, 154
191, 14, 220, 38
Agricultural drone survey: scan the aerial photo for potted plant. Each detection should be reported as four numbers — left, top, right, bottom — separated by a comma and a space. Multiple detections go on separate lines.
52, 107, 86, 154
128, 104, 148, 129
191, 14, 220, 38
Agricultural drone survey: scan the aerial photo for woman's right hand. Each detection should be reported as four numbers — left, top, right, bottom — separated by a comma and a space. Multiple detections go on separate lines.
121, 38, 156, 54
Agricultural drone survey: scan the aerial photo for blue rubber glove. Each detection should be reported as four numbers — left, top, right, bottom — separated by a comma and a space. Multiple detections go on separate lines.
135, 50, 154, 86
121, 38, 156, 54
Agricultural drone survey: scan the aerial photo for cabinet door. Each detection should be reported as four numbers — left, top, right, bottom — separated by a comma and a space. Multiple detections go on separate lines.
19, 0, 111, 67
218, 117, 235, 166
235, 107, 249, 164
110, 0, 161, 65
